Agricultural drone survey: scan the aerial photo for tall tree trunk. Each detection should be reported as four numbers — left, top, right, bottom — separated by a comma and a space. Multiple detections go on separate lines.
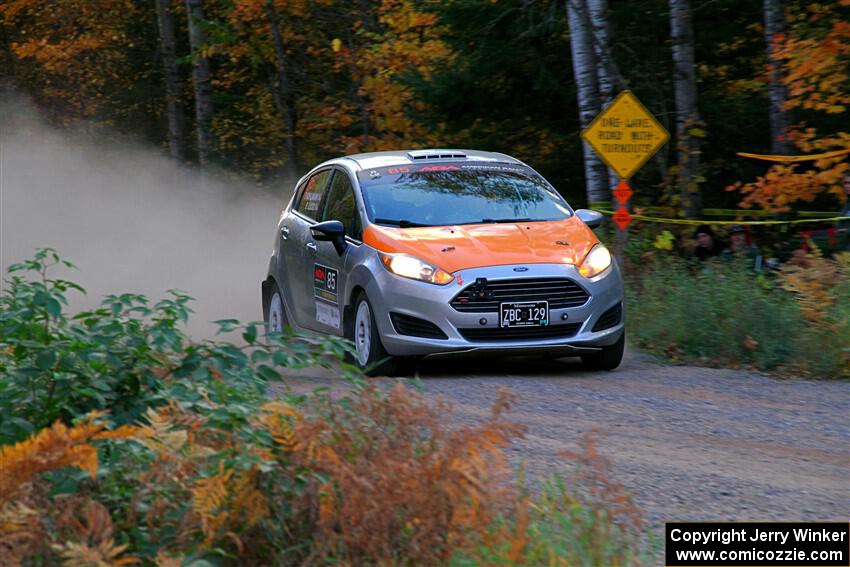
266, 0, 299, 181
154, 0, 186, 163
185, 0, 213, 167
587, 0, 618, 193
669, 0, 702, 218
567, 0, 610, 205
764, 0, 791, 154
346, 27, 370, 146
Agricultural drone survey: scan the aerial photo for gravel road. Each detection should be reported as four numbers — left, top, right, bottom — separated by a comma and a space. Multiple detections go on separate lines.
274, 348, 850, 545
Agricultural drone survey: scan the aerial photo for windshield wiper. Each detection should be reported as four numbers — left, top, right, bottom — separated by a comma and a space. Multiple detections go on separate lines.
479, 217, 533, 224
374, 218, 430, 228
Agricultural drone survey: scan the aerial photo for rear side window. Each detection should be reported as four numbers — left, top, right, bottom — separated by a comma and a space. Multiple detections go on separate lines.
321, 170, 362, 240
295, 170, 332, 219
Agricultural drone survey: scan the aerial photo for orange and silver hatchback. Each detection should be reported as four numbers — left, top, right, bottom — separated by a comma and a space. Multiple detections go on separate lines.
262, 149, 624, 375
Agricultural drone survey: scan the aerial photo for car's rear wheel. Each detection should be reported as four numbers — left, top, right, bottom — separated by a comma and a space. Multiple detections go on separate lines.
352, 292, 417, 377
580, 331, 625, 371
264, 284, 289, 337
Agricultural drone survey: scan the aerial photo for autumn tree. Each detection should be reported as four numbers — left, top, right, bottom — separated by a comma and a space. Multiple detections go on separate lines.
764, 0, 791, 154
266, 0, 300, 179
155, 0, 187, 162
669, 0, 703, 218
0, 0, 138, 124
729, 0, 850, 211
185, 0, 214, 167
567, 0, 610, 205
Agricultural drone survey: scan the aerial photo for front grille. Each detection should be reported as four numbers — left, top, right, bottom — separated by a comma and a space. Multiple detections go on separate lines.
390, 313, 448, 340
450, 277, 590, 313
458, 322, 582, 342
592, 302, 622, 332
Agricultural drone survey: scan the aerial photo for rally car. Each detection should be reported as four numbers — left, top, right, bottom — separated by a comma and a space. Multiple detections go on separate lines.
262, 149, 625, 375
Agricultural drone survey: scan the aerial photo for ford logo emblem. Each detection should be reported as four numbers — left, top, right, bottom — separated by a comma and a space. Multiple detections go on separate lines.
513, 267, 528, 272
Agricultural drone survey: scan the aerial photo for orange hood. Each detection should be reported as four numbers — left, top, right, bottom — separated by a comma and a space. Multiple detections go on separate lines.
362, 216, 599, 273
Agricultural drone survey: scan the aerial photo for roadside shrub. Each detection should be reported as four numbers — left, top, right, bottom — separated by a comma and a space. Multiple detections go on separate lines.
777, 249, 850, 377
627, 253, 849, 376
0, 250, 647, 565
0, 248, 356, 444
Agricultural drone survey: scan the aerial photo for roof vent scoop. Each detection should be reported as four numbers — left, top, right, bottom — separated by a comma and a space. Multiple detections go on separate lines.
407, 150, 467, 160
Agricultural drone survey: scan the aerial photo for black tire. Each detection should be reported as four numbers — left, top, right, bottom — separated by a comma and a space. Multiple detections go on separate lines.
350, 292, 401, 376
263, 282, 289, 338
581, 331, 625, 371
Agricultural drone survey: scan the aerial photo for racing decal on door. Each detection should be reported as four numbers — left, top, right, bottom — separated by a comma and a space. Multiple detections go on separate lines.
313, 263, 340, 329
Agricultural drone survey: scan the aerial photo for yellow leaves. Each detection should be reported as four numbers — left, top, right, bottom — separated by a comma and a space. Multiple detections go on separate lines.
191, 463, 269, 545
331, 38, 342, 53
258, 401, 300, 452
0, 415, 138, 504
192, 462, 233, 542
779, 244, 842, 324
53, 539, 136, 567
654, 230, 675, 250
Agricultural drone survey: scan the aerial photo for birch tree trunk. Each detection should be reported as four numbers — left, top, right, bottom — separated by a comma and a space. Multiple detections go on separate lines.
567, 0, 610, 205
154, 0, 186, 163
669, 0, 702, 218
185, 0, 214, 167
266, 0, 299, 180
587, 0, 618, 193
764, 0, 791, 154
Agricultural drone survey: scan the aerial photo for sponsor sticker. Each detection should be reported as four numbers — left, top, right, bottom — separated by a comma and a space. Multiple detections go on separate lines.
315, 301, 340, 329
313, 263, 340, 329
313, 263, 338, 304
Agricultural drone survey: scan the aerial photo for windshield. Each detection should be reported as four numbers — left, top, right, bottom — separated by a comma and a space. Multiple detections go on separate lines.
356, 162, 571, 227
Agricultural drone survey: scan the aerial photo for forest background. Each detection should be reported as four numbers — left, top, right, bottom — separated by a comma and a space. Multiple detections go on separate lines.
2, 0, 848, 217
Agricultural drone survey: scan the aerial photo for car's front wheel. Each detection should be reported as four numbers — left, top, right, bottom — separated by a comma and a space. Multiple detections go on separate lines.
580, 331, 625, 371
264, 284, 289, 337
351, 292, 417, 376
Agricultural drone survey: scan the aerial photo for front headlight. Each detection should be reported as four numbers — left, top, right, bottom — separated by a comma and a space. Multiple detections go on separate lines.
579, 244, 612, 278
378, 252, 454, 285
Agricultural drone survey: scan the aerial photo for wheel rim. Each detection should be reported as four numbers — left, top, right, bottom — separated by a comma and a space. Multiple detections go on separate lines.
355, 300, 372, 367
269, 292, 284, 333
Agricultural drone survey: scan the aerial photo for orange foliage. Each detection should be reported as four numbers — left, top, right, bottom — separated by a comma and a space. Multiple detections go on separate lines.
286, 384, 526, 564
0, 414, 139, 566
729, 1, 850, 211
0, 0, 138, 122
338, 0, 454, 153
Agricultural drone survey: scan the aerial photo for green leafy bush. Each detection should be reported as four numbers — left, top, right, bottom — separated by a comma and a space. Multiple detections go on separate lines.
0, 248, 357, 444
627, 254, 849, 376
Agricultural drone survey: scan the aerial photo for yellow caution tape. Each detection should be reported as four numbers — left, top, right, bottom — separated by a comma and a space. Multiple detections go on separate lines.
737, 148, 850, 162
594, 210, 850, 226
590, 203, 840, 218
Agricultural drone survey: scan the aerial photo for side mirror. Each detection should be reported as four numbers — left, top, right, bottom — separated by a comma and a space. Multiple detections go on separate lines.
311, 220, 348, 255
575, 209, 603, 229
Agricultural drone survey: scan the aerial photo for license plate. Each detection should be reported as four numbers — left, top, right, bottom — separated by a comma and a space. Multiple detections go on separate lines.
500, 301, 549, 327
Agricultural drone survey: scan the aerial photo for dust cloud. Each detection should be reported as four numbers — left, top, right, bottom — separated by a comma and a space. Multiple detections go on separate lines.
0, 96, 293, 339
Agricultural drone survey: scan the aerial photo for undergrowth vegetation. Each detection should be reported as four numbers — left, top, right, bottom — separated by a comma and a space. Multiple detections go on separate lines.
625, 247, 850, 377
0, 250, 647, 565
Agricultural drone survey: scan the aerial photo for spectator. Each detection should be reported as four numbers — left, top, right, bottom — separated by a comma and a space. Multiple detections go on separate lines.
694, 224, 723, 260
726, 224, 764, 271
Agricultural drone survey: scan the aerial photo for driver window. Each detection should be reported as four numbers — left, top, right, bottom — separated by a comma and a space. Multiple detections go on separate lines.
321, 170, 362, 240
295, 169, 332, 220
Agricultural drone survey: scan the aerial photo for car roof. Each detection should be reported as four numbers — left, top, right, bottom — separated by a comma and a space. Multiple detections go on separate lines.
336, 149, 526, 171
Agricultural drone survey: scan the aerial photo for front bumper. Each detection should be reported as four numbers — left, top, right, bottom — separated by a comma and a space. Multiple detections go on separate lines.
367, 262, 625, 358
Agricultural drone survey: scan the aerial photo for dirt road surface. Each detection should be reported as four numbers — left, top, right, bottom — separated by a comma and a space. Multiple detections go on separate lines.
275, 348, 850, 550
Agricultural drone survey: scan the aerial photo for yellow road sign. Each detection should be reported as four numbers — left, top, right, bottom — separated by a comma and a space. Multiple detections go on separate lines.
581, 90, 669, 180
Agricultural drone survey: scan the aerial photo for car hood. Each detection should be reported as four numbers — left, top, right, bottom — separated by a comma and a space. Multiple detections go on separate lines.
362, 216, 599, 273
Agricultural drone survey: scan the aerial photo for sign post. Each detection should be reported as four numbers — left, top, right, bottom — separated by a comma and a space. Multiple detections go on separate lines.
581, 90, 670, 260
